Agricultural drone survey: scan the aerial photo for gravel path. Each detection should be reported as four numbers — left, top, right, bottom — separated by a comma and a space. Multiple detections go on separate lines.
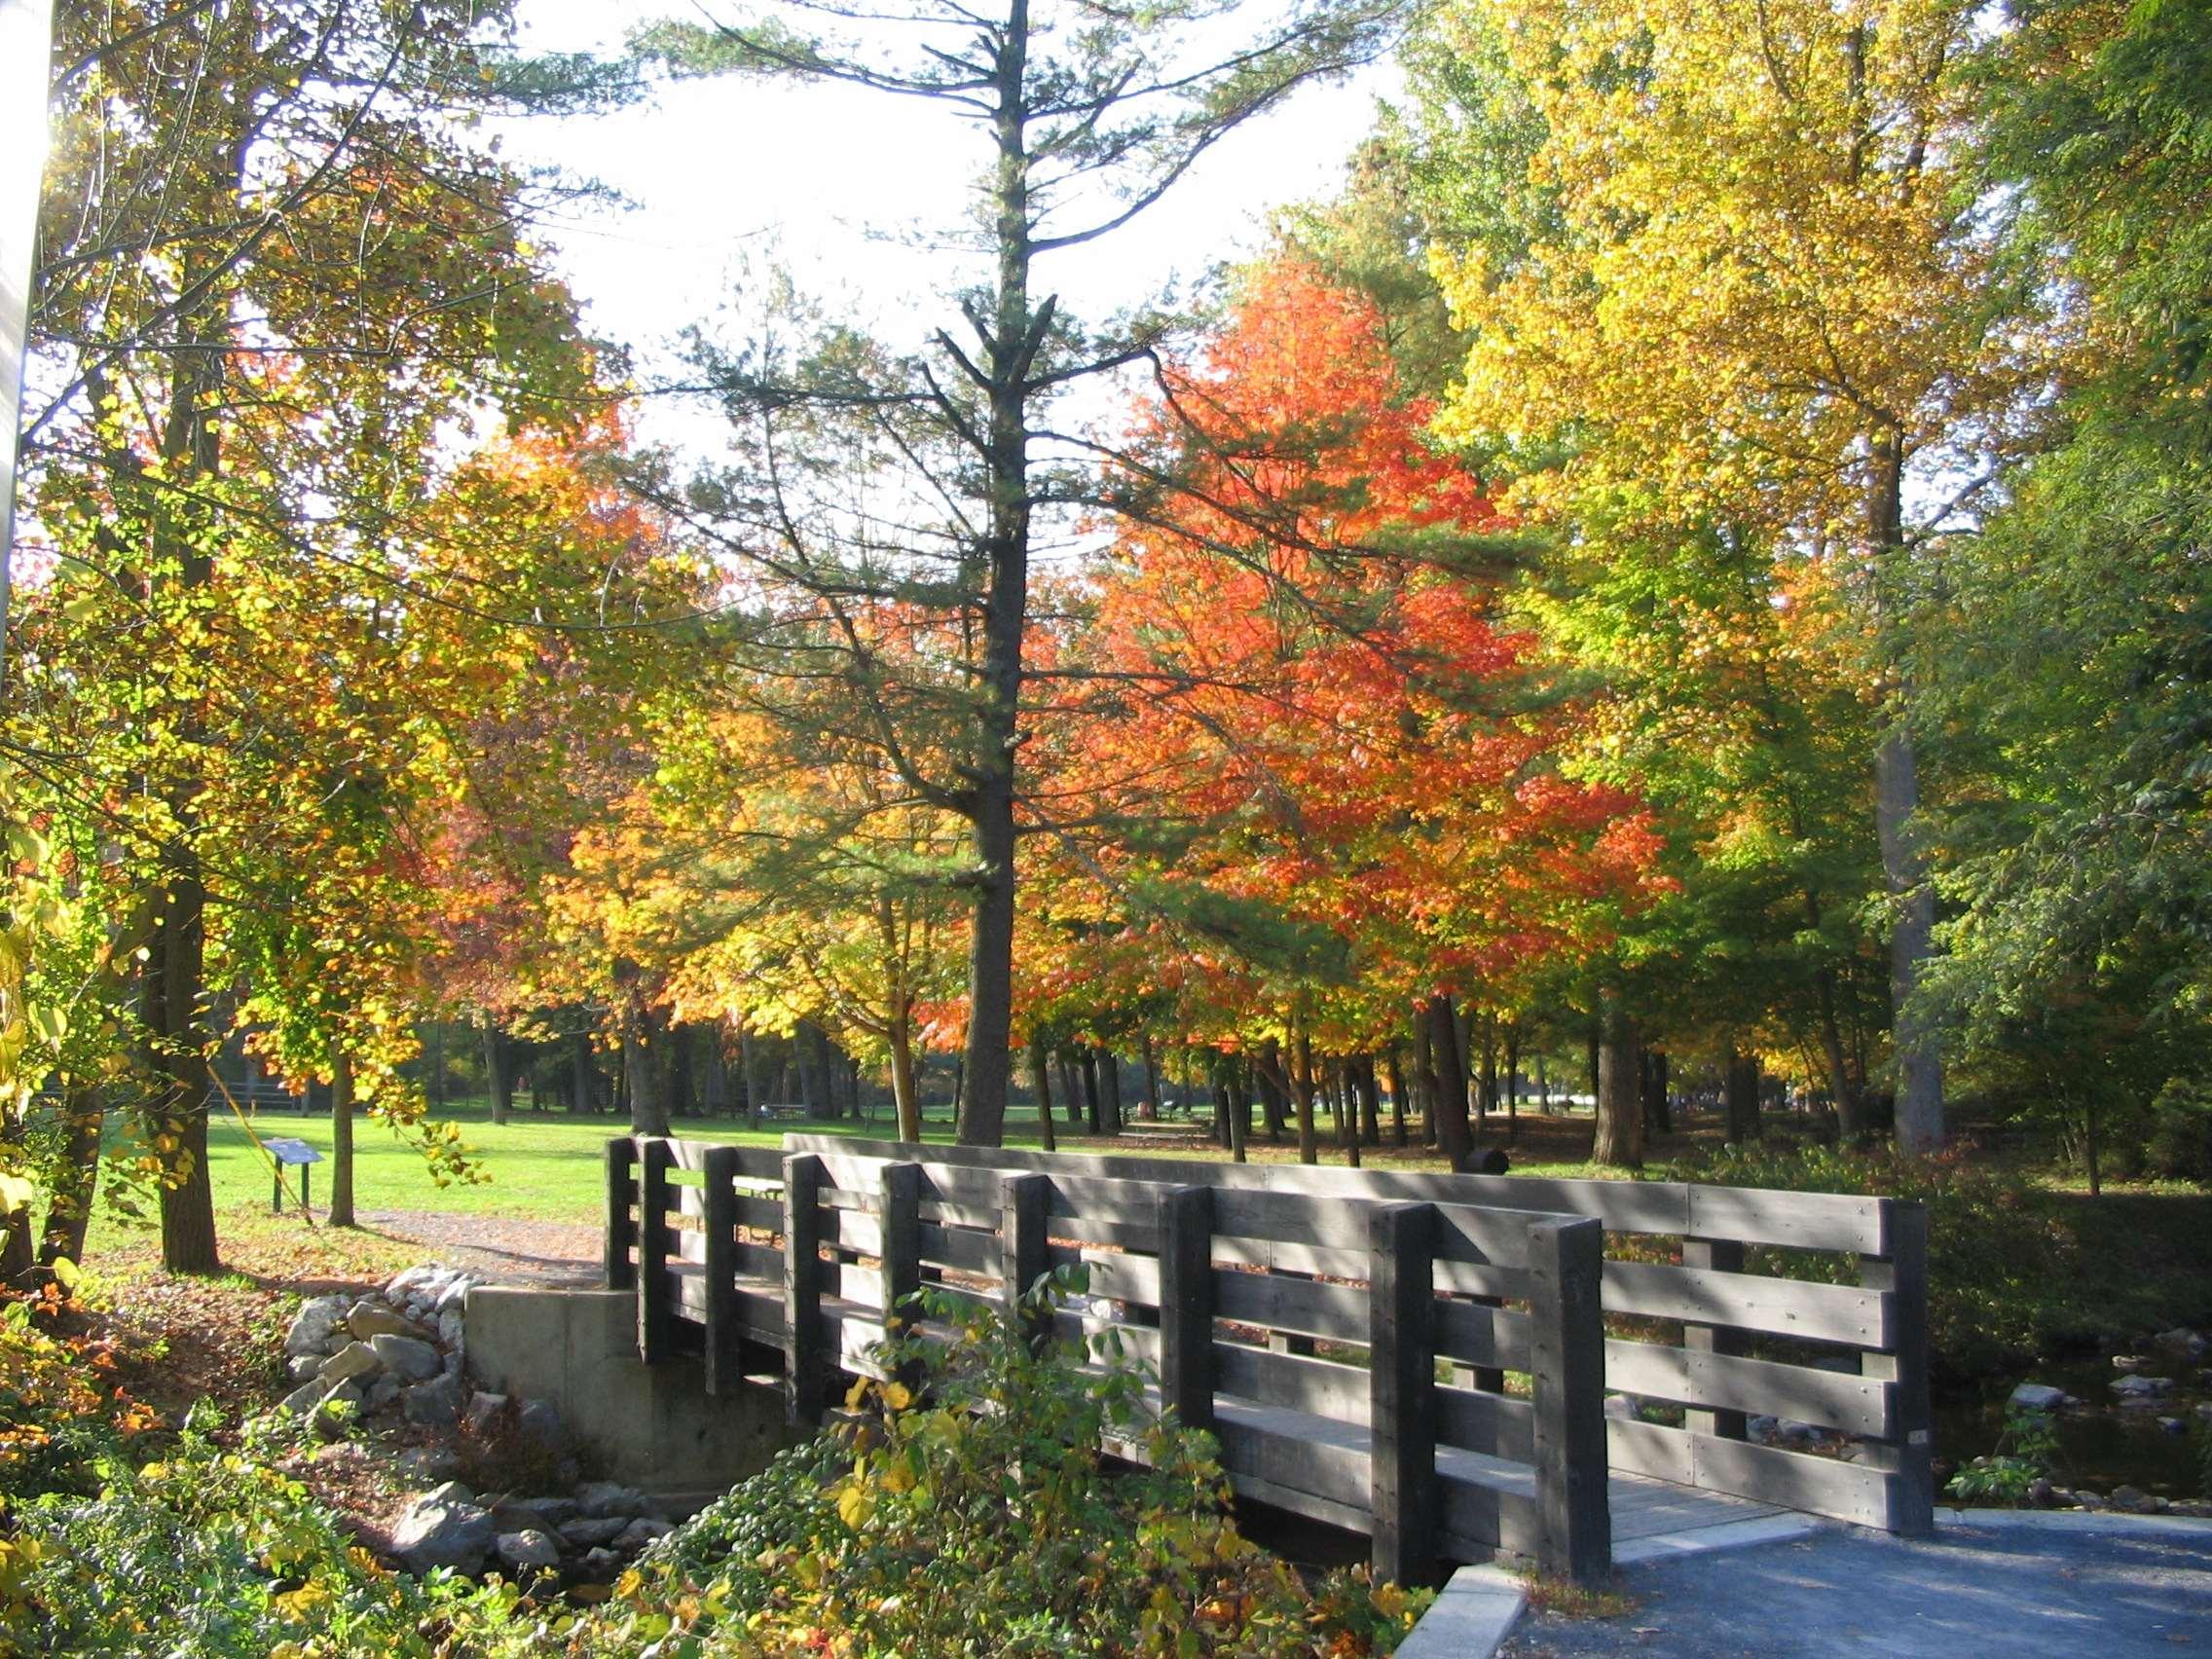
354, 1209, 603, 1287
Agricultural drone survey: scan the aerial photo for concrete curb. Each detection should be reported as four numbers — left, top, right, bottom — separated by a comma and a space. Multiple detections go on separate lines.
1396, 1564, 1527, 1659
1940, 1506, 2212, 1540
1612, 1511, 1825, 1566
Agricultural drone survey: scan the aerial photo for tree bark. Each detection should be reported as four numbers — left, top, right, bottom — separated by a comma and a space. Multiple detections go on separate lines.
1139, 1034, 1161, 1123
328, 1051, 355, 1228
1256, 1039, 1287, 1143
482, 1015, 511, 1126
39, 1083, 104, 1272
1592, 998, 1644, 1169
889, 1023, 924, 1142
1868, 427, 1945, 1153
1289, 1030, 1319, 1165
1098, 1048, 1124, 1136
1383, 1047, 1409, 1146
1724, 1048, 1763, 1143
1424, 993, 1473, 1167
1080, 1049, 1101, 1133
1027, 1040, 1055, 1152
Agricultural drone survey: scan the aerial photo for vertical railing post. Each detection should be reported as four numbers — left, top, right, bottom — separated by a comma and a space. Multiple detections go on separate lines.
783, 1153, 828, 1426
702, 1145, 739, 1396
1157, 1184, 1215, 1435
879, 1161, 923, 1390
1000, 1172, 1050, 1352
636, 1138, 674, 1364
1860, 1199, 1935, 1535
604, 1137, 638, 1291
1680, 1235, 1747, 1439
1369, 1199, 1437, 1589
1529, 1214, 1610, 1585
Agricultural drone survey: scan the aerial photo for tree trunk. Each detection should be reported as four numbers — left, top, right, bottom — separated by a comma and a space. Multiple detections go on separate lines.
1256, 1039, 1287, 1143
1221, 1056, 1249, 1162
1354, 1055, 1382, 1145
625, 1000, 668, 1137
571, 1028, 596, 1115
1424, 994, 1473, 1167
1057, 1051, 1082, 1126
1098, 1048, 1124, 1136
1477, 1014, 1498, 1124
1139, 1035, 1161, 1123
737, 1023, 761, 1128
39, 1083, 104, 1272
328, 1051, 356, 1228
1289, 1031, 1318, 1165
1383, 1047, 1409, 1147
1027, 1039, 1055, 1152
1641, 1049, 1672, 1137
889, 1022, 924, 1143
1593, 998, 1644, 1169
482, 1016, 511, 1126
1080, 1050, 1101, 1133
1867, 428, 1944, 1153
1415, 1014, 1441, 1149
1503, 1026, 1520, 1134
1724, 1048, 1763, 1143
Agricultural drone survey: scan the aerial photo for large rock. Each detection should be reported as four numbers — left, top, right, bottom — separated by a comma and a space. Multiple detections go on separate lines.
2112, 1374, 2175, 1399
285, 1354, 323, 1384
577, 1546, 623, 1582
558, 1515, 628, 1549
383, 1266, 441, 1302
432, 1275, 475, 1314
395, 1446, 463, 1483
496, 1530, 562, 1575
278, 1377, 332, 1416
2008, 1382, 2069, 1413
390, 1482, 495, 1576
436, 1309, 465, 1348
347, 1301, 431, 1343
573, 1480, 648, 1519
402, 1374, 464, 1429
613, 1517, 672, 1552
315, 1380, 365, 1440
515, 1399, 564, 1448
371, 1334, 442, 1382
319, 1342, 384, 1385
464, 1390, 509, 1437
283, 1295, 350, 1359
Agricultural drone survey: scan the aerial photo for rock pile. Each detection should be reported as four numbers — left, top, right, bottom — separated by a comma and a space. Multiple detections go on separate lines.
279, 1266, 480, 1433
278, 1264, 707, 1586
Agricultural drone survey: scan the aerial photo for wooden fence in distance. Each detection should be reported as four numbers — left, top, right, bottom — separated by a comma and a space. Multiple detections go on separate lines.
606, 1136, 1613, 1585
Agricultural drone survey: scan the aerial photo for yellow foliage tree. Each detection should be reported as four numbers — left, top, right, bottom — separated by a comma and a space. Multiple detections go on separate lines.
1429, 0, 2075, 1149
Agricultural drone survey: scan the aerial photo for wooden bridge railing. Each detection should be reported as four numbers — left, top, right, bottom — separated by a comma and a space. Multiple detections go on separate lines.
606, 1135, 1613, 1585
782, 1137, 1936, 1539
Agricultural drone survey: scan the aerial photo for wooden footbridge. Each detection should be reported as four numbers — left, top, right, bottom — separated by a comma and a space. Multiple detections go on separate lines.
604, 1135, 1933, 1587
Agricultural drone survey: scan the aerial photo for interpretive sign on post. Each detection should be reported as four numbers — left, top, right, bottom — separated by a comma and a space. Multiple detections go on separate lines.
263, 1137, 322, 1216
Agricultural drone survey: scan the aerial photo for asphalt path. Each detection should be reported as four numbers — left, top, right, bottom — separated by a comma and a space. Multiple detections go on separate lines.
1501, 1513, 2212, 1658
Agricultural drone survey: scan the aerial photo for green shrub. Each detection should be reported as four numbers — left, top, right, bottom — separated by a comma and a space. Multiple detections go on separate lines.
1, 1407, 512, 1657
1944, 1408, 2059, 1505
1664, 1144, 2070, 1382
583, 1267, 1430, 1656
2147, 1078, 2212, 1184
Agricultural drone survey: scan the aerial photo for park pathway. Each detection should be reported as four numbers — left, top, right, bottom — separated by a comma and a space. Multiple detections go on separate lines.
358, 1209, 600, 1287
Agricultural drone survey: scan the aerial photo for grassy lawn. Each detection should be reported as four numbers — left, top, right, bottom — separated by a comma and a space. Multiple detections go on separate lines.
88, 1093, 1620, 1246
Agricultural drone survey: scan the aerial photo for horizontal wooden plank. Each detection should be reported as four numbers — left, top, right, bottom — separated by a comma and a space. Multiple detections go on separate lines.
1074, 1248, 1161, 1308
1603, 1261, 1892, 1347
834, 1262, 886, 1309
734, 1239, 784, 1280
1212, 1235, 1368, 1281
1435, 1301, 1531, 1372
916, 1222, 999, 1275
1054, 1311, 1161, 1368
1215, 1188, 1372, 1252
1603, 1340, 1895, 1438
1214, 1270, 1370, 1346
730, 1285, 787, 1342
1435, 1383, 1535, 1464
733, 1196, 785, 1232
1047, 1216, 1161, 1252
1606, 1419, 1897, 1529
919, 1198, 1003, 1233
1686, 1186, 1888, 1256
1439, 1460, 1544, 1558
1213, 1411, 1373, 1512
1216, 1342, 1372, 1425
830, 1209, 883, 1258
1433, 1203, 1534, 1272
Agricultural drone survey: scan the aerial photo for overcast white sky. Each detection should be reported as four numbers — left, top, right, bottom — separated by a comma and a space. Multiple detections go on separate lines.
501, 2, 1399, 400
